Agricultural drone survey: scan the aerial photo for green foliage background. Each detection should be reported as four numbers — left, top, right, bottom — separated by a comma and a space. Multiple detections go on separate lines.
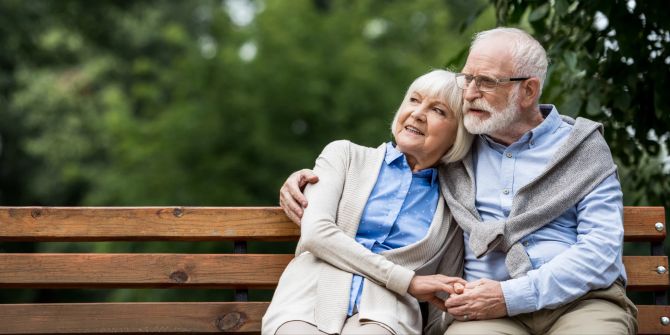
0, 0, 668, 304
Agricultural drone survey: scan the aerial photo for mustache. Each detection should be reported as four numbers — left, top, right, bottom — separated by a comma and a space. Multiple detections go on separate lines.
464, 99, 492, 114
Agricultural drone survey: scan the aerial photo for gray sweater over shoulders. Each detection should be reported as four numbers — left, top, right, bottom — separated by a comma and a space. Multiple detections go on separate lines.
439, 115, 618, 278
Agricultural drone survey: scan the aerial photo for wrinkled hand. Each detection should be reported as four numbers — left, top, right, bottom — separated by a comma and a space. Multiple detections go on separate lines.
408, 275, 468, 311
279, 169, 319, 225
445, 278, 507, 322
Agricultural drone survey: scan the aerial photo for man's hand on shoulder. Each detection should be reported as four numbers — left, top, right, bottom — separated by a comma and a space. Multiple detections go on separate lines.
279, 169, 319, 225
445, 278, 507, 322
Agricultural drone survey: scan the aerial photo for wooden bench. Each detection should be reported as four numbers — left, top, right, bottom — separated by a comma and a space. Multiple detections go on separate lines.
0, 206, 667, 334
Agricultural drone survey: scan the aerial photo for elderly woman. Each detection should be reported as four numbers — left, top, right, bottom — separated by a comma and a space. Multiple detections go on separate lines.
262, 70, 473, 335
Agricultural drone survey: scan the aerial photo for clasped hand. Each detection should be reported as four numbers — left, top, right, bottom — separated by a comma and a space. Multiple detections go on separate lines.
408, 276, 508, 321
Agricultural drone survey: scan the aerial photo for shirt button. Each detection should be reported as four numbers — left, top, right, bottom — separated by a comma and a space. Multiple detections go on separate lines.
503, 189, 510, 195
530, 140, 535, 146
506, 152, 513, 158
523, 241, 530, 247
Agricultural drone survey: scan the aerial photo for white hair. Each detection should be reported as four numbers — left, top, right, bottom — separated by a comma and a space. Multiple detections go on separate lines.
390, 70, 474, 163
471, 27, 549, 96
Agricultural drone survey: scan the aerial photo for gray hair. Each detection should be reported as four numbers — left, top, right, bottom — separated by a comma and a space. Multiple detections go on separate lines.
390, 70, 474, 164
471, 27, 548, 94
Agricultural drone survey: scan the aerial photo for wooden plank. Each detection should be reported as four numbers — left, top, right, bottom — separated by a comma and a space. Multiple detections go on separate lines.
623, 256, 670, 290
0, 252, 667, 289
0, 254, 292, 289
638, 305, 670, 334
1, 253, 664, 290
0, 207, 300, 241
0, 302, 267, 334
623, 206, 666, 242
0, 206, 664, 242
0, 303, 666, 334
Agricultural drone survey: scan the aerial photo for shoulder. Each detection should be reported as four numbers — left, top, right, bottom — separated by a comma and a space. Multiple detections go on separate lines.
560, 114, 604, 135
320, 140, 384, 159
316, 140, 351, 159
554, 114, 610, 147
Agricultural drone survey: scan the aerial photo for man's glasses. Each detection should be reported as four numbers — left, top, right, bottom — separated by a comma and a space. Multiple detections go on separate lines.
455, 73, 529, 92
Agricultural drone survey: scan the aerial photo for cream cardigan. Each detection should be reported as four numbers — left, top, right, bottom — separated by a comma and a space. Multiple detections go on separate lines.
262, 140, 464, 335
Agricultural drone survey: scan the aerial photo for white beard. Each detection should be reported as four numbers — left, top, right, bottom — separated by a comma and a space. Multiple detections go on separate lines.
463, 87, 521, 135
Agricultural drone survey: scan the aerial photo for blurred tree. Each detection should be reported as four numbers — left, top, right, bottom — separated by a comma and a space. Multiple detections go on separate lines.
0, 0, 492, 303
3, 0, 490, 207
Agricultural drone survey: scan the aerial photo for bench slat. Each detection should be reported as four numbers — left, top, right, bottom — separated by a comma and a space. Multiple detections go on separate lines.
638, 305, 670, 334
0, 302, 665, 334
0, 302, 267, 333
623, 206, 666, 242
0, 207, 300, 241
0, 254, 292, 289
1, 206, 664, 242
0, 254, 666, 290
623, 256, 670, 291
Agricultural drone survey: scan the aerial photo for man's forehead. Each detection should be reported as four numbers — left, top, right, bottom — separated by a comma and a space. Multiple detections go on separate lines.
463, 43, 514, 74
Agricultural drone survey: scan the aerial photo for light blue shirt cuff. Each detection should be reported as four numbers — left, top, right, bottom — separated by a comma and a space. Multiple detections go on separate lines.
500, 276, 537, 316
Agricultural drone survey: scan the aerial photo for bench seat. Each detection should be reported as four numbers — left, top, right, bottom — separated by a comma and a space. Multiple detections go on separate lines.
0, 206, 666, 334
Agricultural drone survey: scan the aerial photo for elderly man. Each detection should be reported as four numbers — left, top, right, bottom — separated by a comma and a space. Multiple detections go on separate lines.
279, 27, 637, 334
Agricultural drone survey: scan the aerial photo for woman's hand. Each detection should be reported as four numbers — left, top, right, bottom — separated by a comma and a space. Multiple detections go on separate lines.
408, 275, 468, 311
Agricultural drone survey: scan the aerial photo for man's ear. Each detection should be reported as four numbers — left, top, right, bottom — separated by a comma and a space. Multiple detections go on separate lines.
520, 77, 541, 108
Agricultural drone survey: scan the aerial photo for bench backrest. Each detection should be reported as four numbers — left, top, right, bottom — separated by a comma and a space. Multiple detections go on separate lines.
0, 206, 667, 334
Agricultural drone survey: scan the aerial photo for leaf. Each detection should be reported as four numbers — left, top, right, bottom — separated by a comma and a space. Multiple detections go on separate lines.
444, 45, 469, 70
613, 91, 632, 111
562, 51, 577, 71
509, 2, 528, 24
458, 4, 488, 34
528, 3, 550, 22
555, 0, 570, 17
586, 94, 601, 116
561, 92, 582, 117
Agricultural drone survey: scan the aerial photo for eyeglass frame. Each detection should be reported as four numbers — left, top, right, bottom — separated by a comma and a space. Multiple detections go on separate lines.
455, 73, 530, 92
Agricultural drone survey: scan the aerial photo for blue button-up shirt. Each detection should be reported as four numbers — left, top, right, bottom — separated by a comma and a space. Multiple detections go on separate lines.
347, 142, 439, 315
465, 105, 626, 315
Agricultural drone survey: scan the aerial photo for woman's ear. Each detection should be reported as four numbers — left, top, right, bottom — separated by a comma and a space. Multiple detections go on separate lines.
520, 77, 541, 108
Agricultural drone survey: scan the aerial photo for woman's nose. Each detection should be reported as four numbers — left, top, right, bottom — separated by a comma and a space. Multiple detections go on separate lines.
410, 107, 427, 121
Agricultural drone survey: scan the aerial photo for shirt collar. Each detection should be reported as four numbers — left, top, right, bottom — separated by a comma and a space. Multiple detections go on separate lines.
385, 142, 438, 186
385, 141, 405, 164
529, 105, 561, 142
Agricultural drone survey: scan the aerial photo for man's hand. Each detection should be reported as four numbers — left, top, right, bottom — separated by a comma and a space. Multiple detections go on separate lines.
279, 169, 319, 225
445, 278, 507, 322
408, 275, 468, 311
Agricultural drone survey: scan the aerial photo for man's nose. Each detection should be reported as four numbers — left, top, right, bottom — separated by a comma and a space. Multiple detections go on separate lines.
463, 81, 482, 102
